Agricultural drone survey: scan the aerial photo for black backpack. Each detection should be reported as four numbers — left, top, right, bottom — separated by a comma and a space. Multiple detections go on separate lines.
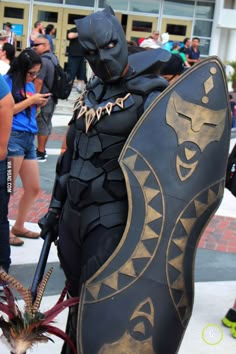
44, 54, 72, 100
225, 143, 236, 197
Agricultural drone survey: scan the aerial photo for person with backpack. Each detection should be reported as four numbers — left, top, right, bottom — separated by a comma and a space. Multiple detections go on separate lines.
32, 34, 58, 162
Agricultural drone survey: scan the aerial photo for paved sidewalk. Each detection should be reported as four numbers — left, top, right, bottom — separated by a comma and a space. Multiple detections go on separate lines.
8, 187, 236, 253
8, 94, 236, 254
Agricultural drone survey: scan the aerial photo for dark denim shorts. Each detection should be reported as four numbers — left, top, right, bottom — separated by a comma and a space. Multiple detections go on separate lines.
8, 131, 36, 159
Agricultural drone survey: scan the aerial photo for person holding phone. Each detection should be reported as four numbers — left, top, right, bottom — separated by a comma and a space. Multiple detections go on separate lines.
4, 48, 50, 246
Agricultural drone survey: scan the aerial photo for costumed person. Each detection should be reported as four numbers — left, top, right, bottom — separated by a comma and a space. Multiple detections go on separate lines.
39, 7, 231, 354
222, 143, 236, 338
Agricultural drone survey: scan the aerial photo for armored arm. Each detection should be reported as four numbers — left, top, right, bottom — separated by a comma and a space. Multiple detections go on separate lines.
39, 125, 75, 239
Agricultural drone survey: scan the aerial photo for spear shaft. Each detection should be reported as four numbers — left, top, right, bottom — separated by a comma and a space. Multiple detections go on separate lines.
31, 232, 53, 302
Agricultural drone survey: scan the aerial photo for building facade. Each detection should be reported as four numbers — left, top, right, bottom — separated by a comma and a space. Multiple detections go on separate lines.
1, 0, 236, 69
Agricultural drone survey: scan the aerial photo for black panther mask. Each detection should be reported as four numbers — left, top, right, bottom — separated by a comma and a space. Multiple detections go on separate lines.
75, 7, 128, 83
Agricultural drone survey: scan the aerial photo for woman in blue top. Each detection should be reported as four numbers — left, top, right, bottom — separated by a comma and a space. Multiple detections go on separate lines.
4, 48, 50, 246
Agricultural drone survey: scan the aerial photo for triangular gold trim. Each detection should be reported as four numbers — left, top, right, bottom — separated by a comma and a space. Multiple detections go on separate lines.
123, 154, 138, 171
132, 242, 151, 259
146, 205, 162, 224
184, 147, 196, 160
133, 323, 145, 335
134, 170, 150, 186
208, 188, 217, 205
120, 260, 137, 278
182, 306, 191, 323
171, 274, 184, 290
144, 187, 160, 203
168, 254, 184, 272
180, 217, 196, 235
172, 236, 188, 252
102, 272, 119, 291
194, 200, 207, 217
87, 283, 102, 300
218, 181, 224, 198
177, 293, 188, 308
142, 225, 159, 240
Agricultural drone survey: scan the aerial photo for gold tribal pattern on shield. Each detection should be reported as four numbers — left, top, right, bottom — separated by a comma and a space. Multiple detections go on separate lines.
166, 91, 226, 182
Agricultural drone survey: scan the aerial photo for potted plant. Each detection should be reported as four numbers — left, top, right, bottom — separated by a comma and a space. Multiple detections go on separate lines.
228, 61, 236, 91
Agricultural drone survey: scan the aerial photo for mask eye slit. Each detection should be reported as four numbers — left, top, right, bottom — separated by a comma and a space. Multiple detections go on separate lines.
103, 40, 117, 49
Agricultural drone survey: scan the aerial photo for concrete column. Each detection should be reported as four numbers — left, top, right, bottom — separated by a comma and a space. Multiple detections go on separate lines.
227, 29, 236, 62
226, 1, 236, 61
209, 0, 223, 57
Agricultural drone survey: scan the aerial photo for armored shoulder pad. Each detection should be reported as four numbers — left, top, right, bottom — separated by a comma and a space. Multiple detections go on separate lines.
126, 74, 169, 95
128, 48, 171, 78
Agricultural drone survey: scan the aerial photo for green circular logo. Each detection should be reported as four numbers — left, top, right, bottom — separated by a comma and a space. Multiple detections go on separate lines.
201, 324, 224, 346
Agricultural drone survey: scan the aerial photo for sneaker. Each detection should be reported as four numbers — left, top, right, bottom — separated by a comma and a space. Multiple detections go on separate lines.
36, 148, 48, 158
232, 324, 236, 338
222, 308, 236, 328
36, 149, 47, 162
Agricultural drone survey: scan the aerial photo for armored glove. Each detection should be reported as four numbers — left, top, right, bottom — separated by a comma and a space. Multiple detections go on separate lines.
38, 208, 60, 241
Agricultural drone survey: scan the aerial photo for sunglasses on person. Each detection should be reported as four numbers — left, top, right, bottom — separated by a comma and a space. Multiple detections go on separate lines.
31, 43, 45, 47
27, 71, 40, 78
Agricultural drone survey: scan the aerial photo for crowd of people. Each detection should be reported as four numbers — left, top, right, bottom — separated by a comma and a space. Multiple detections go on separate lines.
0, 9, 235, 353
138, 31, 201, 68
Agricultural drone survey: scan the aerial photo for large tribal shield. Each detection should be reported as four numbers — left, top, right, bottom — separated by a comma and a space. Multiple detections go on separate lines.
77, 56, 231, 353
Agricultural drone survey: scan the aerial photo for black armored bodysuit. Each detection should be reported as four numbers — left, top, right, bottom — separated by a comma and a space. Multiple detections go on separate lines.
41, 8, 230, 354
56, 64, 169, 296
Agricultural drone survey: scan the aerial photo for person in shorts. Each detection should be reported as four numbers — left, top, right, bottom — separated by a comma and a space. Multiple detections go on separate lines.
0, 74, 14, 277
4, 48, 50, 245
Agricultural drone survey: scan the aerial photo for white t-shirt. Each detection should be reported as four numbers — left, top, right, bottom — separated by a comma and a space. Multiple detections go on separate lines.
0, 60, 10, 75
140, 38, 161, 49
7, 31, 15, 45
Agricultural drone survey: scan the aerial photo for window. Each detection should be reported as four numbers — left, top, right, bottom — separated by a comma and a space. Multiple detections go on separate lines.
38, 11, 58, 23
130, 0, 160, 14
198, 38, 210, 56
132, 20, 153, 32
223, 0, 233, 9
196, 1, 215, 19
122, 15, 128, 34
66, 0, 94, 6
68, 14, 86, 25
98, 0, 128, 11
4, 7, 24, 19
38, 0, 63, 3
166, 24, 186, 36
163, 0, 194, 17
193, 20, 212, 37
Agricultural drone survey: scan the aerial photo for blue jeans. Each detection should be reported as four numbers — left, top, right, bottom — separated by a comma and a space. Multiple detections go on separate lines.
0, 159, 11, 272
8, 131, 36, 159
